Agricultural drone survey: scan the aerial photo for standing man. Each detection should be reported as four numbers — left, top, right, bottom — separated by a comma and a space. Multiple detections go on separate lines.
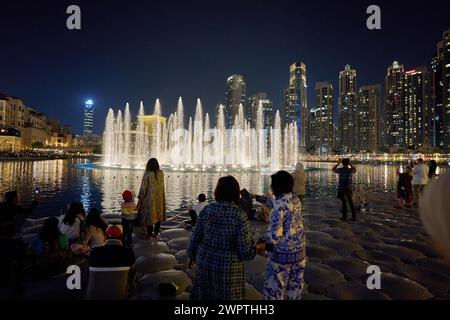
333, 158, 357, 221
412, 158, 429, 207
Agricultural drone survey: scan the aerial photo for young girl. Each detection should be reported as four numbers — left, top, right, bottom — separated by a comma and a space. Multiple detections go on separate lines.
121, 190, 137, 246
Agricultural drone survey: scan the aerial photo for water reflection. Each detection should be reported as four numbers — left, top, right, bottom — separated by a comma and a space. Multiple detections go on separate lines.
0, 159, 448, 217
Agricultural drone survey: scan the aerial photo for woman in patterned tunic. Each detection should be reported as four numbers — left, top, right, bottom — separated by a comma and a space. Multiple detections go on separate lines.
187, 176, 256, 300
137, 158, 166, 239
254, 171, 306, 300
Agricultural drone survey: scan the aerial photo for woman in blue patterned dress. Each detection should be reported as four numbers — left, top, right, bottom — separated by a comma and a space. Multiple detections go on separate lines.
254, 171, 306, 300
187, 176, 256, 300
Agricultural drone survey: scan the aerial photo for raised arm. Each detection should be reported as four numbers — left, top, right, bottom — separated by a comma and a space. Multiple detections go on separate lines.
254, 195, 274, 209
332, 160, 340, 173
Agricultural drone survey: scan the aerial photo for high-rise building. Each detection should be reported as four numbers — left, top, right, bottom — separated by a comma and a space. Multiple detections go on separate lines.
225, 75, 246, 128
431, 28, 450, 151
385, 61, 405, 150
248, 92, 274, 129
309, 82, 334, 153
283, 62, 308, 150
338, 64, 357, 152
404, 67, 431, 149
358, 85, 381, 152
83, 99, 94, 135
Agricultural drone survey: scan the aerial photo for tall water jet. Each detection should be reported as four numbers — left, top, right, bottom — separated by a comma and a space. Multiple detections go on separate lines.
193, 99, 203, 165
123, 103, 131, 167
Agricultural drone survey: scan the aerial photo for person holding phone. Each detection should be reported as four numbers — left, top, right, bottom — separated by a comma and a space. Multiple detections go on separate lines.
332, 158, 357, 221
0, 190, 39, 235
253, 171, 306, 300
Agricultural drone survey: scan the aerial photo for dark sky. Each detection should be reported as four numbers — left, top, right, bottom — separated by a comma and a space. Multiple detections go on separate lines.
0, 0, 449, 134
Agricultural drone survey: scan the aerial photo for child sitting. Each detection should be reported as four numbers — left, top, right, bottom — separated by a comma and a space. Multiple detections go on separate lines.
121, 190, 137, 246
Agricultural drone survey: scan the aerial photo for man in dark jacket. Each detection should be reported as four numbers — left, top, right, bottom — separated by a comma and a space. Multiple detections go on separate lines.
0, 190, 39, 235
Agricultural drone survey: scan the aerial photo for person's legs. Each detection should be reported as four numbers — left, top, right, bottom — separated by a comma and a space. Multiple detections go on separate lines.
153, 221, 161, 236
337, 190, 347, 219
263, 260, 290, 300
413, 184, 420, 205
285, 259, 306, 300
346, 190, 357, 220
416, 185, 425, 206
146, 225, 153, 237
188, 210, 197, 225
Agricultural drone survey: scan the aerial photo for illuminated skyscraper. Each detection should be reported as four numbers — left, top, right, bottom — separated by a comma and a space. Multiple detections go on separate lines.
338, 64, 357, 152
385, 61, 405, 149
358, 85, 381, 152
309, 82, 334, 153
83, 99, 94, 134
283, 62, 308, 150
404, 67, 431, 149
431, 28, 450, 151
225, 75, 246, 128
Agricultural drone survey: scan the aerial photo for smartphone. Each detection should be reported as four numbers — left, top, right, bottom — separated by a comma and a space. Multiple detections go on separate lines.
240, 188, 253, 202
34, 188, 40, 195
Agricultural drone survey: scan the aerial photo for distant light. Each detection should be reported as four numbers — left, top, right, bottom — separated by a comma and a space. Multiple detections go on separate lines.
85, 99, 94, 105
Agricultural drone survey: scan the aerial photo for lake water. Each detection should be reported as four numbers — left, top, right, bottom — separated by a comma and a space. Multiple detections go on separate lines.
0, 159, 447, 217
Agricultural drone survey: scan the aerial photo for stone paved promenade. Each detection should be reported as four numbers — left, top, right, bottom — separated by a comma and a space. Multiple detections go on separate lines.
15, 192, 450, 300
127, 192, 450, 300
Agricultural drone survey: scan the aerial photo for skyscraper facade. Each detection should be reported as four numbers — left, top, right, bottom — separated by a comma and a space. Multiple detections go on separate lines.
283, 62, 308, 150
404, 67, 431, 149
338, 64, 357, 152
225, 75, 246, 128
431, 28, 450, 151
358, 85, 381, 152
83, 99, 94, 135
385, 61, 405, 150
309, 82, 334, 153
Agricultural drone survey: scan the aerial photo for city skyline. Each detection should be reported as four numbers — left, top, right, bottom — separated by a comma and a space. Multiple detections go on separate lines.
1, 0, 449, 135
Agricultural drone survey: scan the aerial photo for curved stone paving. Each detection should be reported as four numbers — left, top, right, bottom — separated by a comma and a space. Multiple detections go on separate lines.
111, 192, 450, 300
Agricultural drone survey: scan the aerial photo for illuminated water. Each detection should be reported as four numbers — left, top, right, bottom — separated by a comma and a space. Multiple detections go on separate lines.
0, 159, 447, 217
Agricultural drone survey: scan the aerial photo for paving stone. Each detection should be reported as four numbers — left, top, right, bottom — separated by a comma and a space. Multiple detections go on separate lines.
321, 239, 363, 256
378, 273, 433, 300
326, 282, 391, 300
305, 230, 334, 242
138, 270, 192, 300
375, 244, 426, 262
304, 263, 345, 294
322, 228, 355, 240
353, 249, 401, 269
175, 250, 189, 264
250, 272, 266, 293
167, 237, 190, 251
324, 256, 370, 281
136, 253, 177, 274
392, 264, 450, 296
306, 244, 338, 261
160, 220, 183, 229
160, 228, 192, 240
417, 258, 450, 277
397, 241, 440, 258
133, 241, 170, 256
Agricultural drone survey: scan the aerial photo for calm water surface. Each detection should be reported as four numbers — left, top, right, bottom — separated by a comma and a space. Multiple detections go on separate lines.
0, 159, 447, 216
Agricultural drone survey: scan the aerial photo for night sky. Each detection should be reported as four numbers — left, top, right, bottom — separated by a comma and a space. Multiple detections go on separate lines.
0, 0, 449, 134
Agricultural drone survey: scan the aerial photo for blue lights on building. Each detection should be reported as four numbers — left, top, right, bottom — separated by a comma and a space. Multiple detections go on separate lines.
83, 99, 94, 134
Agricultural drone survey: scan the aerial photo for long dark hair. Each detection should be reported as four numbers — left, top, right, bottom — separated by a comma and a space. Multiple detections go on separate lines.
86, 208, 108, 233
214, 176, 240, 205
39, 217, 61, 251
63, 202, 85, 226
146, 158, 160, 179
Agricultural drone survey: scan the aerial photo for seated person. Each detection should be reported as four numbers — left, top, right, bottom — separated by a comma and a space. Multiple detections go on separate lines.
30, 217, 71, 279
59, 202, 86, 245
89, 225, 136, 297
120, 190, 137, 246
187, 193, 207, 226
72, 208, 108, 255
